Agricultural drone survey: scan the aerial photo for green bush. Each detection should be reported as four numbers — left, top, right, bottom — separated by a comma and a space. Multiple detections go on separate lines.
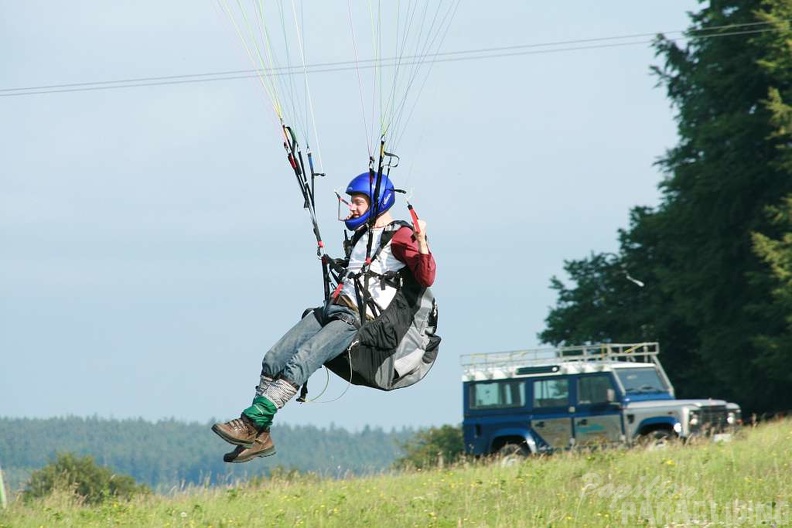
22, 452, 149, 505
393, 424, 464, 470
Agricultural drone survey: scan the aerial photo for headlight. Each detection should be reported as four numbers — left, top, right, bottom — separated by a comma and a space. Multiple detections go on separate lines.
689, 410, 700, 426
727, 412, 737, 425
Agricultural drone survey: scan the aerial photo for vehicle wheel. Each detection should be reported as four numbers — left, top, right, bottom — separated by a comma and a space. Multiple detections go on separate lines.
497, 443, 529, 466
637, 429, 675, 450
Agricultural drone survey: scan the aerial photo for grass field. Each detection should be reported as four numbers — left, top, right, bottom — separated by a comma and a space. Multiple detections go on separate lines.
1, 420, 790, 527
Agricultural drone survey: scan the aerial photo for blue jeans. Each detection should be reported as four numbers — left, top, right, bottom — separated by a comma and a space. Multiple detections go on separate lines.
260, 301, 360, 387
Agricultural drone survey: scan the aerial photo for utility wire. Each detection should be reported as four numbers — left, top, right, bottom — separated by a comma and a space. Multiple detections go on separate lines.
0, 21, 785, 98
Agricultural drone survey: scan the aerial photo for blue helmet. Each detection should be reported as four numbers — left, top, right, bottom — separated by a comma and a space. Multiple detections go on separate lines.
344, 172, 396, 230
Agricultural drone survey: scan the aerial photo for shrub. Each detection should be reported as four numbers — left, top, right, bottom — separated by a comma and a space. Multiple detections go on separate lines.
393, 424, 464, 470
22, 452, 149, 505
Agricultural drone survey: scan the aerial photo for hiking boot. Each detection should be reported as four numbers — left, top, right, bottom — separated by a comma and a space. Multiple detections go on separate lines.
223, 429, 276, 463
211, 414, 260, 446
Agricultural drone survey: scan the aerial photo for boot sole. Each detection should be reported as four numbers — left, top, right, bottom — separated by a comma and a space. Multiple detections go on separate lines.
211, 424, 255, 447
224, 446, 276, 463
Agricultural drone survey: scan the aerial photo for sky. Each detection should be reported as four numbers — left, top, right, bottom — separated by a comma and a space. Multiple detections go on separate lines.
1, 1, 701, 432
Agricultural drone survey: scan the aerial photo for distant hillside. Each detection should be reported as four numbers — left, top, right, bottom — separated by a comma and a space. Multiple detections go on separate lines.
0, 417, 415, 494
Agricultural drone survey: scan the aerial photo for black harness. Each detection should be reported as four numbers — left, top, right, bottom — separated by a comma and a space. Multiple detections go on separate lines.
298, 220, 440, 400
343, 221, 412, 320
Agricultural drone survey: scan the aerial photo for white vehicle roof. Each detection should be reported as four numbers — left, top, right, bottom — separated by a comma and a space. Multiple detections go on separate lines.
461, 342, 669, 382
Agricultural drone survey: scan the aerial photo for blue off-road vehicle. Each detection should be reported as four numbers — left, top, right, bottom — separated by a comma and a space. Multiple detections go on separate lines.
461, 342, 741, 458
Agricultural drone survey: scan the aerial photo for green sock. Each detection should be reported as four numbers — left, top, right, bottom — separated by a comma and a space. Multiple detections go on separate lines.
242, 396, 277, 429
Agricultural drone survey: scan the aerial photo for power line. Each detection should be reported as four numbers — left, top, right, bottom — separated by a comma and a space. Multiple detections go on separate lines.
0, 21, 784, 98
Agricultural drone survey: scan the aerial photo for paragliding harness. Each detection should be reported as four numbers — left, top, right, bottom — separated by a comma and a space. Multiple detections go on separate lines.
318, 221, 440, 393
280, 131, 440, 397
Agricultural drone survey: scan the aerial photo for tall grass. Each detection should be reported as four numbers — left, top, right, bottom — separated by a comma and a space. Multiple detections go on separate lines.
2, 420, 790, 527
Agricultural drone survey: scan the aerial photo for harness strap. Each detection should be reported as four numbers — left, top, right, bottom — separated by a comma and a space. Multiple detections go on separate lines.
346, 221, 411, 316
282, 123, 332, 302
296, 382, 309, 403
298, 221, 412, 402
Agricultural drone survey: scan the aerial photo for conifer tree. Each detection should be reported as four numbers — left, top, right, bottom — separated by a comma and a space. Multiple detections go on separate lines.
752, 199, 792, 386
541, 0, 792, 414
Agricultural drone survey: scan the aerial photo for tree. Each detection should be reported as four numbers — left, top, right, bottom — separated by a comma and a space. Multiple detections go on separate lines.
748, 0, 792, 397
392, 425, 464, 470
541, 0, 792, 414
752, 196, 792, 386
541, 249, 654, 345
22, 452, 149, 505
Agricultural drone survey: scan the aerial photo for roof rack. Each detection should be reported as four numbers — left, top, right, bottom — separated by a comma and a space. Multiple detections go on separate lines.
460, 342, 662, 379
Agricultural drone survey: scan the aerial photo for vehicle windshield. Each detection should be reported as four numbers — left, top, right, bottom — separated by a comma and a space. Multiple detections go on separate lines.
614, 367, 670, 395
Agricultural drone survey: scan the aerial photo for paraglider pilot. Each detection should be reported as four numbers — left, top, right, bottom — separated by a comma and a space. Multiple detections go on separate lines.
212, 173, 436, 463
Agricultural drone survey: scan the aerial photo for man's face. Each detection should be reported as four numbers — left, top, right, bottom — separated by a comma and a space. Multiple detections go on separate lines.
348, 193, 370, 220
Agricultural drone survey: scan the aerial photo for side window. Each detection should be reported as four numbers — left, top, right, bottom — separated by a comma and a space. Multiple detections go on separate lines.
578, 374, 614, 405
532, 378, 569, 409
470, 380, 525, 409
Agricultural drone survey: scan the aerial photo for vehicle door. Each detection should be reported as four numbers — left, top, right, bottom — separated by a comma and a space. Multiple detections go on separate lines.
464, 379, 528, 454
529, 376, 573, 450
573, 373, 624, 447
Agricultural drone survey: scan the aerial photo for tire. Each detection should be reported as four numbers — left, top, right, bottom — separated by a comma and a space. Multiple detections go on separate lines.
637, 429, 675, 450
497, 443, 530, 466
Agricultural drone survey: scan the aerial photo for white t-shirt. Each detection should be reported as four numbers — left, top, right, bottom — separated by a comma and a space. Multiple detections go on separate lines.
340, 227, 406, 317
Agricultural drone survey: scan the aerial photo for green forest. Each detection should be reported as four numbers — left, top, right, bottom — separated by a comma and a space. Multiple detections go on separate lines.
0, 417, 415, 496
541, 0, 792, 417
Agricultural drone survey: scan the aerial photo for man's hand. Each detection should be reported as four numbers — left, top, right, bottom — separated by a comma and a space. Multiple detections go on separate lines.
414, 219, 429, 254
